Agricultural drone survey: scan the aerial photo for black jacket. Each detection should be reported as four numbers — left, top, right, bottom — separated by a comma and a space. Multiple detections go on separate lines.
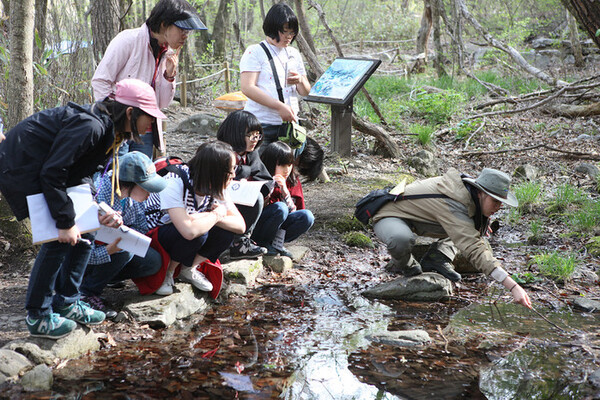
234, 151, 271, 181
0, 102, 115, 229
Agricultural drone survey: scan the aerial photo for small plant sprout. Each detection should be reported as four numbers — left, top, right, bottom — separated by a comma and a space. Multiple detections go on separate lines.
514, 181, 543, 213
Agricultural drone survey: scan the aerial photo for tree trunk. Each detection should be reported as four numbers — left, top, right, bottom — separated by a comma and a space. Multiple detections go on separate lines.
293, 0, 316, 54
560, 0, 600, 49
33, 0, 47, 61
416, 0, 432, 58
1, 0, 8, 17
8, 0, 34, 129
431, 0, 446, 77
90, 0, 120, 63
451, 0, 464, 70
567, 9, 584, 67
212, 0, 232, 61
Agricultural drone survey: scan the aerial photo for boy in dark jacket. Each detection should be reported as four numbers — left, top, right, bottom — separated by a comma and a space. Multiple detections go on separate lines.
0, 79, 166, 339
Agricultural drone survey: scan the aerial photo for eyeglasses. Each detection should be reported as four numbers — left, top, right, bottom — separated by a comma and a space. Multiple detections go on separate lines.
245, 131, 262, 141
281, 29, 296, 37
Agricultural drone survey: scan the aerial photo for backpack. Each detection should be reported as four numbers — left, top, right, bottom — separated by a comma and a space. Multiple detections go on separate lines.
354, 187, 450, 225
145, 156, 198, 228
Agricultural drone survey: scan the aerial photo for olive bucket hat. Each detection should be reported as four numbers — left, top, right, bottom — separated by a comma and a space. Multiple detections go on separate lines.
463, 168, 518, 207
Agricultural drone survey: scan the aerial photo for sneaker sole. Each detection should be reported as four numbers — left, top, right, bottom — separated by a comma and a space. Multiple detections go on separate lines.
29, 331, 74, 339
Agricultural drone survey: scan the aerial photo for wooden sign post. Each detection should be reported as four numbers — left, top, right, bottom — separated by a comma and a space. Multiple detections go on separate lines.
304, 57, 381, 157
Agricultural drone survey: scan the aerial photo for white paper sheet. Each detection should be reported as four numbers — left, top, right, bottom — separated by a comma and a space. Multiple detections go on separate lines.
95, 225, 152, 258
226, 180, 273, 207
27, 184, 100, 244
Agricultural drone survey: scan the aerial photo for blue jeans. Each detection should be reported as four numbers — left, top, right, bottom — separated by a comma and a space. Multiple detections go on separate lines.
251, 202, 314, 246
119, 134, 154, 159
259, 124, 305, 158
80, 247, 162, 296
25, 233, 94, 318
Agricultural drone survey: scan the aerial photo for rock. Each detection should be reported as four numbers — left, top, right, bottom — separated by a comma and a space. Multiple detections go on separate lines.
20, 364, 52, 392
367, 329, 431, 347
589, 369, 600, 387
263, 255, 293, 273
514, 164, 540, 181
408, 150, 439, 177
575, 162, 599, 179
4, 326, 101, 363
221, 283, 248, 298
0, 349, 32, 379
222, 259, 263, 285
531, 38, 555, 49
572, 297, 600, 312
174, 113, 222, 137
362, 273, 453, 301
124, 283, 211, 328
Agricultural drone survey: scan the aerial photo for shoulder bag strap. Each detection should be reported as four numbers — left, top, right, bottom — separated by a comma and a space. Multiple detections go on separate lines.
259, 42, 285, 103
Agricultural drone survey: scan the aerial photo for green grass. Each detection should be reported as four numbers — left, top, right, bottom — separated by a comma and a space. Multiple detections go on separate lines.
567, 199, 600, 233
530, 251, 577, 283
514, 181, 543, 212
409, 124, 436, 146
528, 219, 544, 244
545, 183, 588, 213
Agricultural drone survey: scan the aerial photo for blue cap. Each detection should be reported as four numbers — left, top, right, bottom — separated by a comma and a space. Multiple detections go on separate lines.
118, 152, 167, 193
174, 13, 207, 30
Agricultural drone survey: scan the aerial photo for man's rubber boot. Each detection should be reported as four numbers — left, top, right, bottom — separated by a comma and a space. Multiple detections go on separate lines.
385, 257, 423, 277
420, 252, 461, 282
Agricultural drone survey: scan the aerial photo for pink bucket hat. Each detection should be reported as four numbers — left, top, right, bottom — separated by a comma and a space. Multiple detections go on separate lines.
114, 79, 166, 120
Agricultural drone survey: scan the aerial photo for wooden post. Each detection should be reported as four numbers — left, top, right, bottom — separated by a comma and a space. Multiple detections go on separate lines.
181, 71, 187, 108
331, 101, 353, 156
224, 61, 231, 93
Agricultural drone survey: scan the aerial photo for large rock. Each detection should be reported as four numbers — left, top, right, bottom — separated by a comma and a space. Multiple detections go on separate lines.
4, 326, 101, 364
367, 329, 431, 347
408, 150, 439, 177
263, 255, 293, 273
0, 349, 32, 380
572, 297, 600, 312
362, 273, 453, 301
20, 364, 52, 392
124, 283, 211, 328
222, 258, 263, 285
174, 113, 222, 137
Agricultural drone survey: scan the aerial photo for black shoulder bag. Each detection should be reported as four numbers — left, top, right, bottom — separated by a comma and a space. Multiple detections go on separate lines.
259, 42, 306, 149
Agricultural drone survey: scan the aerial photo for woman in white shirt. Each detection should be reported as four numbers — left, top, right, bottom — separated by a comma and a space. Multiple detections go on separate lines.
239, 3, 311, 153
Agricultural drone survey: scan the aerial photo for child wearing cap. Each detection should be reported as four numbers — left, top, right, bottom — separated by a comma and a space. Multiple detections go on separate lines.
79, 152, 168, 316
92, 0, 207, 158
371, 168, 532, 309
0, 78, 164, 339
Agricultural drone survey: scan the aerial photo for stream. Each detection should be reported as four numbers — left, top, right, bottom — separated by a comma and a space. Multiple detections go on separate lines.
41, 249, 600, 399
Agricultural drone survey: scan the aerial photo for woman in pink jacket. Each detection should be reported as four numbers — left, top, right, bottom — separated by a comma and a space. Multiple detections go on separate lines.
92, 0, 206, 158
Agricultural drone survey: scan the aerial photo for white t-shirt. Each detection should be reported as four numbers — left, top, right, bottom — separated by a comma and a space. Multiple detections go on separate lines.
239, 41, 307, 125
144, 165, 236, 228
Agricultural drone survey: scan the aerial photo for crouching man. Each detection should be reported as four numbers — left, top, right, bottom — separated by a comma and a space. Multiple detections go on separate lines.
372, 168, 532, 308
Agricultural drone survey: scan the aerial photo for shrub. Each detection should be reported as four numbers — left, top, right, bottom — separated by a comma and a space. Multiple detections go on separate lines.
530, 252, 577, 283
408, 90, 465, 125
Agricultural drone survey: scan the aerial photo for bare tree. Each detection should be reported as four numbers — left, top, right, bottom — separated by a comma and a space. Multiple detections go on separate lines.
213, 0, 232, 60
89, 0, 120, 62
560, 0, 600, 49
567, 10, 584, 67
293, 0, 316, 54
416, 0, 432, 58
8, 0, 34, 128
33, 0, 48, 61
431, 0, 446, 77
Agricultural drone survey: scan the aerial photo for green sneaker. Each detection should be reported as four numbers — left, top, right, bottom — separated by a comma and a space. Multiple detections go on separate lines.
56, 300, 106, 325
26, 313, 76, 339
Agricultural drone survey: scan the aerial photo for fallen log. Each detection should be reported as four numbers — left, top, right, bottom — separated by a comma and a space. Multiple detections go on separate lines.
352, 117, 402, 158
544, 101, 600, 117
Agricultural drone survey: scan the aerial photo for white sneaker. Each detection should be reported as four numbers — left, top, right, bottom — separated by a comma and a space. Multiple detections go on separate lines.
155, 272, 174, 296
178, 267, 213, 292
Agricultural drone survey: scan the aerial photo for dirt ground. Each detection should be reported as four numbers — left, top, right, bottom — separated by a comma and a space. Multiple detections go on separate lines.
1, 90, 600, 349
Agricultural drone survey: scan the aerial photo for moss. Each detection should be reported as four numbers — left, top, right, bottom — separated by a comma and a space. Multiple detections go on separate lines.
331, 215, 365, 233
586, 237, 600, 257
343, 232, 374, 248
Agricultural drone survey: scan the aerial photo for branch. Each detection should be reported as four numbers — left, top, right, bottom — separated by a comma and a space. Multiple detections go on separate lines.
467, 87, 567, 120
457, 0, 568, 87
462, 143, 600, 160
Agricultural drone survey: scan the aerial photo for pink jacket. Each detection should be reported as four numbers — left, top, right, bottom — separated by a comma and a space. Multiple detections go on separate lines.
91, 24, 176, 109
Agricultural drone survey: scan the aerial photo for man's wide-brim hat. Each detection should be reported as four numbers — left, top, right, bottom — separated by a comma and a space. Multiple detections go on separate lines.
463, 168, 518, 207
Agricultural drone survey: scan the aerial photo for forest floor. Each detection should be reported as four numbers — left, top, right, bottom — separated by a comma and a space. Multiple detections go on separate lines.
1, 66, 600, 397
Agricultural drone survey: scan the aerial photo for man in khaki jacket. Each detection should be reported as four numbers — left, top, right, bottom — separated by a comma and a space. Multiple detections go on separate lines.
373, 168, 532, 308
